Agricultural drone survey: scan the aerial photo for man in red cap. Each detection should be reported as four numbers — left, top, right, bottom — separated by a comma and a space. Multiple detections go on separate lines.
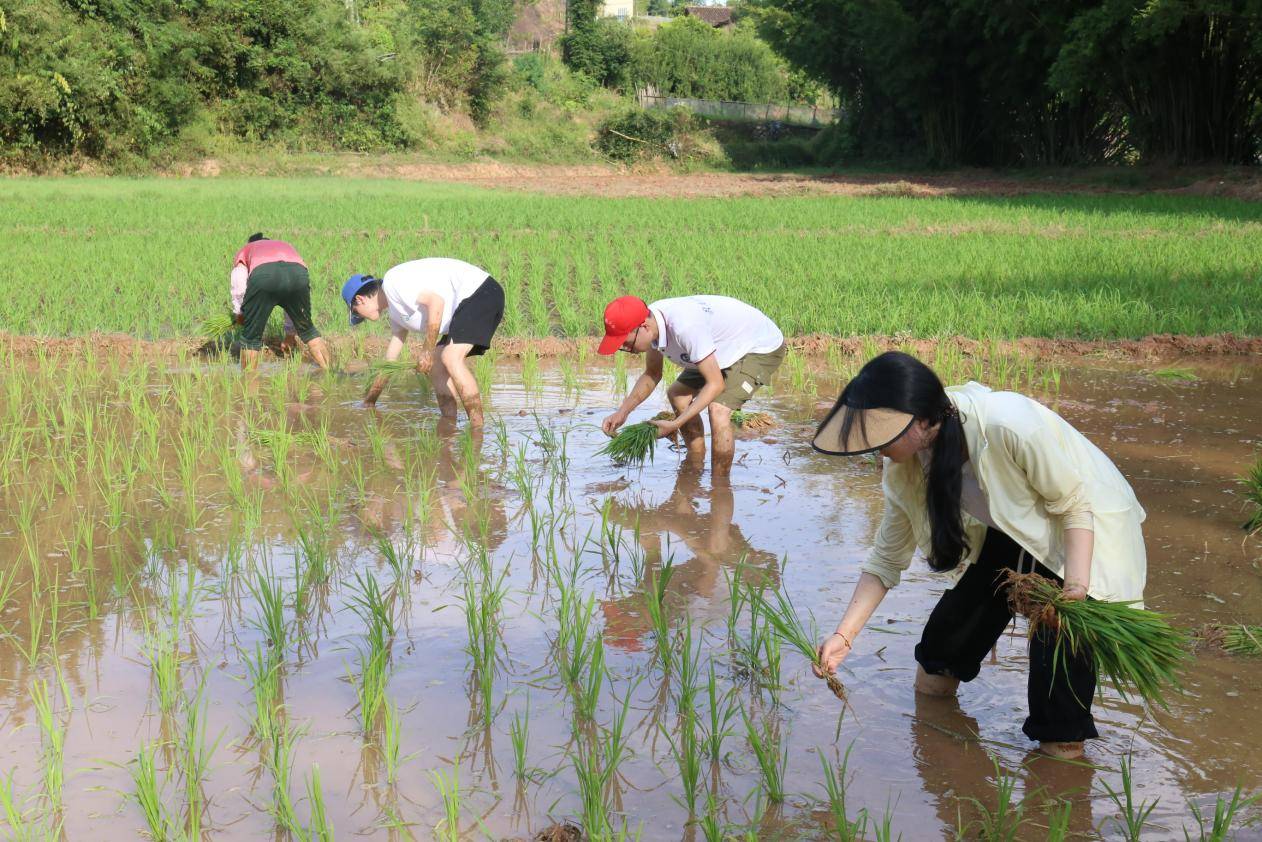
598, 295, 785, 474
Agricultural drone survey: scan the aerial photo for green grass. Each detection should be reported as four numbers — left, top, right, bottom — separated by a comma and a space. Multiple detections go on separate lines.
3, 179, 1261, 340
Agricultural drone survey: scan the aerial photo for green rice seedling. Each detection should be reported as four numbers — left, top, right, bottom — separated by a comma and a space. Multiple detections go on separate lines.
1005, 570, 1188, 709
430, 765, 462, 842
266, 719, 305, 836
958, 754, 1025, 841
246, 562, 289, 651
1183, 784, 1259, 841
0, 770, 41, 842
368, 359, 419, 379
752, 588, 848, 704
142, 622, 186, 718
1045, 800, 1072, 842
1102, 755, 1158, 841
242, 643, 285, 746
353, 637, 391, 735
661, 700, 702, 817
872, 796, 900, 842
1220, 624, 1262, 656
572, 688, 634, 841
1241, 456, 1262, 533
29, 679, 65, 817
820, 745, 868, 841
742, 706, 787, 803
1154, 366, 1198, 381
573, 634, 607, 722
179, 682, 222, 839
703, 662, 738, 764
306, 765, 334, 842
132, 742, 179, 841
510, 699, 532, 780
379, 698, 411, 786
597, 422, 658, 467
643, 559, 675, 670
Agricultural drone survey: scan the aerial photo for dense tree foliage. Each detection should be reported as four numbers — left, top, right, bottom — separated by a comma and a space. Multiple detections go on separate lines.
752, 0, 1262, 164
0, 0, 517, 161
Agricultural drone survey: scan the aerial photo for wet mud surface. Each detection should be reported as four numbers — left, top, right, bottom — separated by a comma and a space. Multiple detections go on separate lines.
0, 352, 1259, 839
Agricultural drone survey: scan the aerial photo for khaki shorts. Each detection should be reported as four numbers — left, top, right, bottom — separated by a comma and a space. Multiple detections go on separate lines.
674, 344, 786, 410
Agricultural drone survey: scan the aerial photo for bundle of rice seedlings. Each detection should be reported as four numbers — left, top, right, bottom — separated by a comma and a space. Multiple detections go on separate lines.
1003, 570, 1188, 709
369, 359, 419, 378
650, 411, 679, 443
597, 422, 658, 467
752, 589, 848, 705
202, 313, 237, 340
1242, 457, 1262, 533
1198, 623, 1262, 656
731, 410, 776, 432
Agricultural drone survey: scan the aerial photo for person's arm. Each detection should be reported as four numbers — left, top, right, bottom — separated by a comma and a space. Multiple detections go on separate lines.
816, 486, 917, 675
651, 352, 723, 438
1061, 526, 1094, 600
602, 349, 664, 436
413, 291, 444, 374
230, 263, 248, 323
365, 326, 408, 405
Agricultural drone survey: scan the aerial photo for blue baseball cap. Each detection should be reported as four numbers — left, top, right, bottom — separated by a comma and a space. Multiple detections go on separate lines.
342, 274, 378, 325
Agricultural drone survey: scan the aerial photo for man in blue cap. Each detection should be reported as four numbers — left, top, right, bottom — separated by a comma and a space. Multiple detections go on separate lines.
342, 258, 504, 426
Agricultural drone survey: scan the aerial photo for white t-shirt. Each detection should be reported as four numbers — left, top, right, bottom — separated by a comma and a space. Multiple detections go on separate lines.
648, 295, 783, 370
382, 258, 489, 335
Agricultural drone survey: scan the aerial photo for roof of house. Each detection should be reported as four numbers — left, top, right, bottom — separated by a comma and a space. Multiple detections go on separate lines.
684, 5, 733, 25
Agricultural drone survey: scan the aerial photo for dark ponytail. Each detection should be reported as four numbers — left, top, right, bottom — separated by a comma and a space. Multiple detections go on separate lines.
833, 351, 970, 571
924, 403, 968, 571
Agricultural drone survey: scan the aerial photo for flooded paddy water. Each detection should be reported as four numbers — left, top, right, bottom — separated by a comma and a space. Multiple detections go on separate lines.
0, 344, 1260, 840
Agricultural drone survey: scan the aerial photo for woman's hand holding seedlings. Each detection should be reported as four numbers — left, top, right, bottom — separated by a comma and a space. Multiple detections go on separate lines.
814, 631, 853, 678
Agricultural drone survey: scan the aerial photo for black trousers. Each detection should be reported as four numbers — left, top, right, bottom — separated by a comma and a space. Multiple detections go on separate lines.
240, 261, 319, 351
915, 528, 1099, 743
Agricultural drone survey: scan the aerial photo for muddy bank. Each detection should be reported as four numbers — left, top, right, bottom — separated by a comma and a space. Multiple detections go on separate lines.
3, 330, 1260, 364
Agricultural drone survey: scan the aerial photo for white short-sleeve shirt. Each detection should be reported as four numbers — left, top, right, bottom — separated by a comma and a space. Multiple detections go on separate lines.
648, 295, 783, 370
382, 258, 489, 335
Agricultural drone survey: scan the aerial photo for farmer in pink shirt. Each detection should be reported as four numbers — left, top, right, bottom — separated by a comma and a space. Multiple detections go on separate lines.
230, 233, 331, 370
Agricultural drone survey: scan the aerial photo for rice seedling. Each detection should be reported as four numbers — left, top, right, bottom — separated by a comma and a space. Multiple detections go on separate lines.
1183, 784, 1259, 841
306, 765, 334, 842
378, 698, 417, 786
1154, 366, 1198, 381
30, 679, 66, 817
572, 687, 634, 841
661, 698, 702, 817
430, 765, 462, 842
1101, 755, 1158, 841
246, 562, 289, 651
242, 643, 285, 746
0, 770, 41, 842
352, 631, 391, 736
367, 359, 419, 379
142, 621, 186, 718
132, 742, 179, 841
597, 422, 658, 467
510, 699, 532, 780
820, 745, 868, 842
642, 559, 675, 670
958, 755, 1026, 841
698, 789, 724, 842
752, 588, 848, 704
1045, 801, 1072, 842
1241, 455, 1262, 533
742, 706, 787, 803
179, 682, 222, 838
1217, 624, 1262, 656
1004, 570, 1188, 709
703, 662, 738, 764
266, 719, 306, 836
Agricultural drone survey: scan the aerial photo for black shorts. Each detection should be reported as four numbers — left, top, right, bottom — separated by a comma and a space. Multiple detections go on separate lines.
438, 276, 503, 357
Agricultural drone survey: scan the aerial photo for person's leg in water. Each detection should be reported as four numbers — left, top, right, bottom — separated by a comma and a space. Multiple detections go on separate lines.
275, 268, 330, 371
667, 381, 706, 464
438, 342, 484, 426
429, 348, 459, 419
707, 401, 735, 477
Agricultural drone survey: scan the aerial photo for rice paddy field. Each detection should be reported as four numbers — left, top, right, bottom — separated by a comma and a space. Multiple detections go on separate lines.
3, 177, 1262, 340
1, 176, 1262, 840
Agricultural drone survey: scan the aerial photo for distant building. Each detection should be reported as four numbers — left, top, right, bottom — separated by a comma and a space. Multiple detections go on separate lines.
602, 0, 634, 19
683, 5, 732, 27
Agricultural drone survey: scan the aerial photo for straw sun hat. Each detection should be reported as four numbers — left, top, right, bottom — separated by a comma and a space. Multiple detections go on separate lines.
812, 401, 916, 456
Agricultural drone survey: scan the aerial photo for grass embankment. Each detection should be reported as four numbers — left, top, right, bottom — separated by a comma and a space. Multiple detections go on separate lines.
3, 178, 1260, 340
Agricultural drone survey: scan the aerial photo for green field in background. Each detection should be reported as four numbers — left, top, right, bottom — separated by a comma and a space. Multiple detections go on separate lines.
4, 178, 1260, 339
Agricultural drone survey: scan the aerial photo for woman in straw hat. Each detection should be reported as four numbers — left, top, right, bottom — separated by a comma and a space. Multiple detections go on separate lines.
811, 351, 1148, 759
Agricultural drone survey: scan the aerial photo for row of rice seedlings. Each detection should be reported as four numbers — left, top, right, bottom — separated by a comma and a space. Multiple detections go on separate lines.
1004, 570, 1188, 709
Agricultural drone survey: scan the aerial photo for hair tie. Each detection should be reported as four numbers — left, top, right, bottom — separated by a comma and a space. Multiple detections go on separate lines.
942, 403, 959, 420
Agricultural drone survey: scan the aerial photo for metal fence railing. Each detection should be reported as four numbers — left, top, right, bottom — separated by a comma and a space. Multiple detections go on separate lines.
636, 92, 841, 128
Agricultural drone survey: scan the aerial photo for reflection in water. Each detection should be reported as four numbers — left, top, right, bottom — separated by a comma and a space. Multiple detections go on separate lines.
599, 463, 780, 653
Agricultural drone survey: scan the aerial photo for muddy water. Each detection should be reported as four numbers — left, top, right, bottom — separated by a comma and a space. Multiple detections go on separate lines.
0, 354, 1260, 840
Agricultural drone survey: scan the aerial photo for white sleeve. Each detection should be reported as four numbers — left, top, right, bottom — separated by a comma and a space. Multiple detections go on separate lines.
230, 264, 249, 315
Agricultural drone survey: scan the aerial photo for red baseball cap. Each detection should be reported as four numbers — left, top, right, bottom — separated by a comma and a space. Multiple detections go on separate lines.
598, 296, 651, 355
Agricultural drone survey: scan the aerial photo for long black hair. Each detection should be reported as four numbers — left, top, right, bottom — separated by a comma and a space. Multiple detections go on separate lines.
840, 351, 969, 571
